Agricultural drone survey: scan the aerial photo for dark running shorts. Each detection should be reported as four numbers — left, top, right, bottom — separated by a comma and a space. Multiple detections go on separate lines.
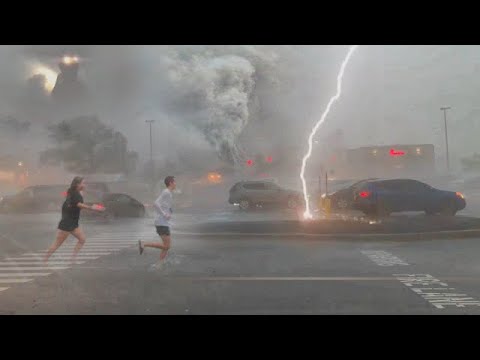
156, 226, 171, 236
58, 220, 79, 232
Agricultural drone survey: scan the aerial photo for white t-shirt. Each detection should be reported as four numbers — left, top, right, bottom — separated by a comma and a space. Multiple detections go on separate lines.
154, 189, 173, 227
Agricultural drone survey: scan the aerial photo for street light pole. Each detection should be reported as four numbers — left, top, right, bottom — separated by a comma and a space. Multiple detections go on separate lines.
440, 107, 451, 172
145, 120, 154, 163
145, 120, 155, 188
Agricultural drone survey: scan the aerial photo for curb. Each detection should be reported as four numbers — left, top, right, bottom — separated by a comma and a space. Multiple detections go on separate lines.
174, 228, 480, 241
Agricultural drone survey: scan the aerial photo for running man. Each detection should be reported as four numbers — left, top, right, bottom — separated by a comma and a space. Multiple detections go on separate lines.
43, 177, 105, 264
138, 176, 175, 269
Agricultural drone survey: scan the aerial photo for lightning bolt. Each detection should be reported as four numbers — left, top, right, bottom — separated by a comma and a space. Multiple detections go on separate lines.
300, 45, 360, 219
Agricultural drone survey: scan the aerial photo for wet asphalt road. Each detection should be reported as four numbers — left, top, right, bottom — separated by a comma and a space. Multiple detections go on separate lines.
1, 208, 480, 314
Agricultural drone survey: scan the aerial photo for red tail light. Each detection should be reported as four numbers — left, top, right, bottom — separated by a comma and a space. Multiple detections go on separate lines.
456, 192, 465, 200
359, 191, 371, 198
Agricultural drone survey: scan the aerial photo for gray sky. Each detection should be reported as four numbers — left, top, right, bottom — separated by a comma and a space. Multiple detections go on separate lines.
1, 45, 479, 169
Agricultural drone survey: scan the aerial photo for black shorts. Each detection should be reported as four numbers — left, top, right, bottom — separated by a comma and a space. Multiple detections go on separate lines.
58, 219, 79, 232
156, 226, 171, 236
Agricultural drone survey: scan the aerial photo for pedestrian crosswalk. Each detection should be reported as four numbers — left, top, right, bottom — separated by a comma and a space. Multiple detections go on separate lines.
0, 229, 155, 296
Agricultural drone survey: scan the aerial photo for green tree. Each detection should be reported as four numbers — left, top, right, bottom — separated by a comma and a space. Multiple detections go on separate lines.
40, 115, 137, 174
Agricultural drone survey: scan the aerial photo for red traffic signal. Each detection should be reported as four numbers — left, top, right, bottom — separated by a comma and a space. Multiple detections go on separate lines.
266, 156, 273, 163
246, 159, 254, 167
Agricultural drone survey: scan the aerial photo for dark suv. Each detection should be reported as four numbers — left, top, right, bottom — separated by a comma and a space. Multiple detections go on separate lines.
228, 181, 303, 211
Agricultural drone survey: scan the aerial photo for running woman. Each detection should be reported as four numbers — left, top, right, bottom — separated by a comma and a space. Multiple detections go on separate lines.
138, 176, 175, 269
43, 177, 105, 264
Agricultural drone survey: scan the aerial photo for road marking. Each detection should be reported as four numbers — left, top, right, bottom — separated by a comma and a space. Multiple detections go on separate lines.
6, 256, 99, 261
39, 246, 125, 250
0, 273, 51, 277
0, 228, 171, 296
0, 279, 34, 284
35, 251, 112, 255
81, 240, 135, 243
0, 261, 85, 266
41, 244, 133, 248
0, 266, 69, 271
361, 250, 409, 266
84, 240, 147, 243
170, 276, 396, 281
394, 274, 480, 309
87, 236, 149, 239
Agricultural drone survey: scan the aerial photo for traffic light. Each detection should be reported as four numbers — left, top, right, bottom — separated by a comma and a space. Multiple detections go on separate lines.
266, 156, 273, 163
246, 159, 254, 167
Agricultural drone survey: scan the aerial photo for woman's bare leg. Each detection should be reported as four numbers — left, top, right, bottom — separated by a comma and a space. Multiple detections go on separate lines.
44, 230, 69, 263
71, 227, 86, 263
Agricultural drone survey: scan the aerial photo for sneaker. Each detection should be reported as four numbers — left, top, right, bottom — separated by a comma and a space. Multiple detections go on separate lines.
166, 254, 180, 266
138, 240, 144, 255
149, 262, 164, 271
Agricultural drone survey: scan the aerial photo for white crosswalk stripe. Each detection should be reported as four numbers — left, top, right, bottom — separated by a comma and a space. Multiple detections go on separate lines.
0, 266, 70, 271
0, 273, 51, 277
31, 249, 112, 257
0, 227, 150, 296
7, 256, 99, 260
0, 279, 34, 284
0, 261, 85, 266
42, 243, 132, 250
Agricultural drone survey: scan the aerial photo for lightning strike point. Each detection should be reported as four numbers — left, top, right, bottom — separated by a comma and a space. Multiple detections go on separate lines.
300, 45, 359, 220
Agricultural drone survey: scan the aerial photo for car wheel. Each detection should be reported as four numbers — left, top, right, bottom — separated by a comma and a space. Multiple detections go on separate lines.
47, 202, 57, 212
104, 210, 115, 222
239, 199, 251, 211
363, 210, 376, 218
287, 196, 299, 209
1, 203, 12, 213
137, 208, 146, 218
336, 198, 350, 210
439, 202, 457, 216
376, 201, 391, 217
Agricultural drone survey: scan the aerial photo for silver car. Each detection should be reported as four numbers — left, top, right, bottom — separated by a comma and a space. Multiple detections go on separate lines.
228, 181, 303, 211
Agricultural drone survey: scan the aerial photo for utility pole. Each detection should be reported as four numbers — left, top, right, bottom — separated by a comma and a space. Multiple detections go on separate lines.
440, 107, 451, 172
145, 120, 155, 188
146, 120, 154, 163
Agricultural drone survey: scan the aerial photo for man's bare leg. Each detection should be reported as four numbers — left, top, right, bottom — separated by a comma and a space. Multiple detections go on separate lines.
44, 230, 69, 263
159, 235, 171, 261
71, 227, 86, 264
142, 242, 169, 251
140, 236, 171, 260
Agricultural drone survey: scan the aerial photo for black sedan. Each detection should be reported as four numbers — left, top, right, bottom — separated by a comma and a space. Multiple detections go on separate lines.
83, 193, 146, 220
325, 179, 377, 211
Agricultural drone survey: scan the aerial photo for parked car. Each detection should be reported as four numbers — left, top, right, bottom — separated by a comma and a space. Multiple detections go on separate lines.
228, 180, 303, 211
0, 185, 68, 213
349, 179, 466, 217
325, 179, 378, 211
82, 193, 146, 220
